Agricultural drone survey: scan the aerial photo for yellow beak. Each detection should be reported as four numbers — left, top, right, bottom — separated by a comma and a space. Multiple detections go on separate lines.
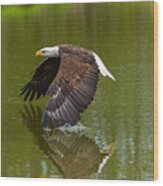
35, 51, 44, 57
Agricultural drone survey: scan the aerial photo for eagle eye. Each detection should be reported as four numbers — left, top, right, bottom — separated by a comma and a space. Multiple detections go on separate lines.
41, 50, 47, 53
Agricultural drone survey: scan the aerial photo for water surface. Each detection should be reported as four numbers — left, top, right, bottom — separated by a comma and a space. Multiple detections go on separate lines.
2, 2, 154, 180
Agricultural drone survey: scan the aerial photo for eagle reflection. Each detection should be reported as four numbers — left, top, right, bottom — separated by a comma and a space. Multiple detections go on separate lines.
20, 104, 116, 179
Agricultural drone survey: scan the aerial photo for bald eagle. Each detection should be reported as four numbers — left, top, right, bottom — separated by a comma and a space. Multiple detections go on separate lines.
20, 44, 115, 127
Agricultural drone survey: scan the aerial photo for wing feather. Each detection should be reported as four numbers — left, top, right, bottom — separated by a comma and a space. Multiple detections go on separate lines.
42, 53, 99, 126
20, 57, 61, 101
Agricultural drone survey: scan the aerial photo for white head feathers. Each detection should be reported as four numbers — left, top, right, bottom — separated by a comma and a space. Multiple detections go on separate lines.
40, 46, 59, 57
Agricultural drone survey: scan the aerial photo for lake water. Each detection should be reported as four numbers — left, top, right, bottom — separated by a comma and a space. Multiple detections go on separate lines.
1, 2, 154, 180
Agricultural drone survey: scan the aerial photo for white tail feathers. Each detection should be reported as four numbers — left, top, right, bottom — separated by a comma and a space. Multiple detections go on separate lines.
93, 52, 116, 81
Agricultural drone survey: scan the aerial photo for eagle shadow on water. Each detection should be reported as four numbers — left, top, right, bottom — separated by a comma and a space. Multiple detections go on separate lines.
20, 104, 116, 179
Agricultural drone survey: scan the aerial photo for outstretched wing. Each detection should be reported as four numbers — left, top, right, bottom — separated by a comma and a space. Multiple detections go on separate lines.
42, 53, 99, 126
20, 57, 61, 101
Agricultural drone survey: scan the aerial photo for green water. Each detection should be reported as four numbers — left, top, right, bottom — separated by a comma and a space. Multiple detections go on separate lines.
1, 2, 154, 180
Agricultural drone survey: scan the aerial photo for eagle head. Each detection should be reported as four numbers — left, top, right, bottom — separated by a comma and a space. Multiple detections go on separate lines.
35, 46, 59, 57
